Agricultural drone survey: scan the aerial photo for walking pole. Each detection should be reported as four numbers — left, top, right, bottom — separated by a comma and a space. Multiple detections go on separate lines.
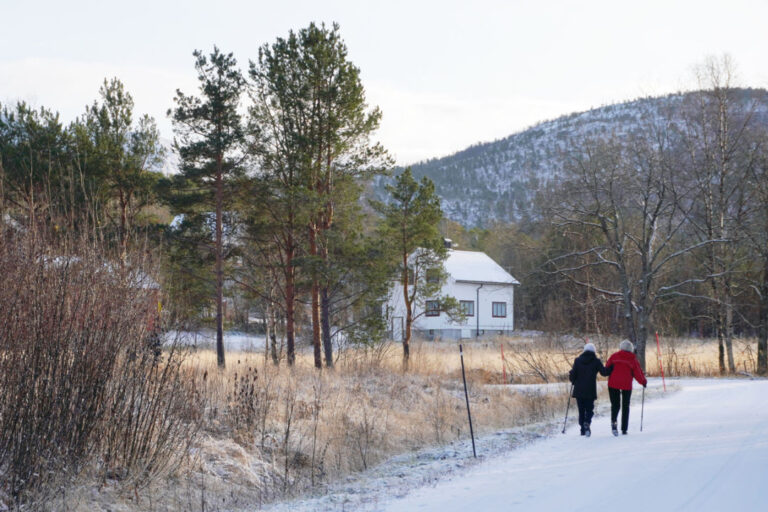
640, 386, 645, 432
459, 344, 477, 458
561, 384, 574, 434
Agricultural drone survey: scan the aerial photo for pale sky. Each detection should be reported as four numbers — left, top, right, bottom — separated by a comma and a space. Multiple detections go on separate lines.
2, 0, 767, 164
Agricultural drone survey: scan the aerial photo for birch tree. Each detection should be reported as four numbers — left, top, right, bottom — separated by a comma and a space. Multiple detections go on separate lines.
679, 56, 758, 373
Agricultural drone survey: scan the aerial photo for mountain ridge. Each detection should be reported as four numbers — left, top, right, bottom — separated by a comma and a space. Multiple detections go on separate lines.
374, 88, 768, 228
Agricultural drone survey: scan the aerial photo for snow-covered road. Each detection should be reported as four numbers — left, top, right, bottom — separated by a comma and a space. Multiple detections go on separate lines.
384, 379, 768, 511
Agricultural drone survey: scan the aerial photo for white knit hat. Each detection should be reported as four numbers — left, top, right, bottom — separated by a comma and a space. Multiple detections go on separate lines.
584, 343, 596, 353
619, 339, 634, 352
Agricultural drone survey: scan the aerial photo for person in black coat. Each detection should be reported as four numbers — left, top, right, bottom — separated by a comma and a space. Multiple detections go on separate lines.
568, 343, 612, 437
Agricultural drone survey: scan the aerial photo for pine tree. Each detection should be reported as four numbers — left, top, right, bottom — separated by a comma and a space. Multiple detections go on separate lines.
84, 78, 164, 257
169, 47, 246, 368
373, 168, 458, 366
248, 22, 390, 368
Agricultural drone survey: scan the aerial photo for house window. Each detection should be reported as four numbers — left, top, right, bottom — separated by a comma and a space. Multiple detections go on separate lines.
425, 300, 440, 317
492, 302, 507, 318
460, 300, 475, 317
426, 268, 440, 283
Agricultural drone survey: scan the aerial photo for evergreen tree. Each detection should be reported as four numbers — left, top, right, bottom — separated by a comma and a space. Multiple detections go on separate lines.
373, 168, 458, 366
0, 102, 73, 226
169, 47, 246, 368
84, 78, 164, 257
248, 22, 390, 367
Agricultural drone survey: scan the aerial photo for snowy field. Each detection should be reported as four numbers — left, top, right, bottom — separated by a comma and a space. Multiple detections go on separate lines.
163, 330, 266, 351
266, 378, 768, 511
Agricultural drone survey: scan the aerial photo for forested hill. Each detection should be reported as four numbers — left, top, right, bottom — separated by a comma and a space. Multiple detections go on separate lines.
372, 88, 768, 228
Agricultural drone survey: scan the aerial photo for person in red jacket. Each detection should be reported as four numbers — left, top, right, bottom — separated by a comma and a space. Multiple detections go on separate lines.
606, 339, 647, 436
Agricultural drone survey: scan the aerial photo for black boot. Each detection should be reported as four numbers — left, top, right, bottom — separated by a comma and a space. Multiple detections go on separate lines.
585, 422, 591, 437
612, 422, 619, 437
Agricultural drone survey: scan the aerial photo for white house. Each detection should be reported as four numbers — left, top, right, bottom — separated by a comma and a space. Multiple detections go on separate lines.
385, 247, 520, 340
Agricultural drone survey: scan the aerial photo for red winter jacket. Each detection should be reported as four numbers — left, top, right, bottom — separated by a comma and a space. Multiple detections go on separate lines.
606, 350, 647, 390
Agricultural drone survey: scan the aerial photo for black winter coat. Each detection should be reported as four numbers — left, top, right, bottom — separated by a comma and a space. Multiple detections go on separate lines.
569, 351, 611, 400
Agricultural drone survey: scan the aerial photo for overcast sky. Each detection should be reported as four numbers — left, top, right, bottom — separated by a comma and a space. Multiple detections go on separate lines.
2, 0, 767, 164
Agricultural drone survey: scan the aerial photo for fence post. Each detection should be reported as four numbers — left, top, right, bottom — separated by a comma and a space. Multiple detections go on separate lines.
459, 344, 477, 458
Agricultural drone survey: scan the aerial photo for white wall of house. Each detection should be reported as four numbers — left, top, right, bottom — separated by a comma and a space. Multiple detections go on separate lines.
385, 250, 518, 340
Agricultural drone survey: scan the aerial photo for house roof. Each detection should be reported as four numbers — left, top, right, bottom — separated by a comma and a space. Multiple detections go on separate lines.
444, 250, 520, 285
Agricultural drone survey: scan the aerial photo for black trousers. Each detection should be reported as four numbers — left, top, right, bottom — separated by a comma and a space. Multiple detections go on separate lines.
576, 398, 595, 431
609, 387, 632, 432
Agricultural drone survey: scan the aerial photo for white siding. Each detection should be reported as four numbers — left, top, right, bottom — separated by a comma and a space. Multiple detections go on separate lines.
384, 250, 518, 340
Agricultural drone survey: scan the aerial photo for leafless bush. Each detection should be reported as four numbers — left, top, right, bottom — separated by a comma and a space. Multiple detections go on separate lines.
504, 345, 564, 383
98, 342, 201, 487
426, 378, 451, 443
515, 389, 562, 424
335, 338, 396, 373
0, 229, 199, 505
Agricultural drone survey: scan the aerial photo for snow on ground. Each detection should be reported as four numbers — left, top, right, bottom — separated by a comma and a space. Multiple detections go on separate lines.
383, 378, 768, 512
263, 378, 768, 511
164, 330, 266, 351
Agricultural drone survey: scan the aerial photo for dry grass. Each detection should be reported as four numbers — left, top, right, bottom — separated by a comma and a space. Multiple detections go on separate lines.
55, 339, 565, 511
647, 336, 760, 376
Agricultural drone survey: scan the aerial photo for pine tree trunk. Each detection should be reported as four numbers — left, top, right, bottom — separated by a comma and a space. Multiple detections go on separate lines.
321, 286, 333, 368
264, 300, 271, 364
403, 315, 411, 369
269, 302, 279, 366
119, 187, 128, 261
286, 279, 296, 367
215, 154, 225, 368
309, 226, 322, 369
311, 281, 322, 369
285, 232, 296, 366
402, 257, 412, 369
319, 144, 335, 369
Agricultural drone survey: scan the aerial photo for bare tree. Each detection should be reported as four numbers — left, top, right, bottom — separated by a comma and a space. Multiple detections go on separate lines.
678, 55, 759, 373
544, 117, 718, 370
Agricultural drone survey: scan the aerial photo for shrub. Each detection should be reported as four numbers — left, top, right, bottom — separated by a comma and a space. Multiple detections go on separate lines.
0, 229, 199, 505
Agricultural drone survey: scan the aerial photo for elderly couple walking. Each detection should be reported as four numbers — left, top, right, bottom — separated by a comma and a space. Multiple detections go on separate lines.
568, 340, 647, 437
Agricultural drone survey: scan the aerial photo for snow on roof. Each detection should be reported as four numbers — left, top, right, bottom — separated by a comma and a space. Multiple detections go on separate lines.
444, 250, 519, 285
